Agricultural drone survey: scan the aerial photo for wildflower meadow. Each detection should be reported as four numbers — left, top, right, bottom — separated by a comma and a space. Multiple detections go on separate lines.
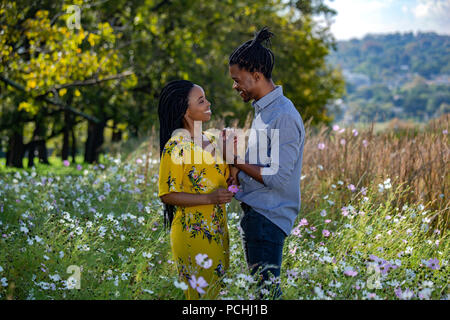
0, 115, 448, 300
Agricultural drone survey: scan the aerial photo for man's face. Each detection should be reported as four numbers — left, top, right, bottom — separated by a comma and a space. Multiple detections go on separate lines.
229, 64, 258, 103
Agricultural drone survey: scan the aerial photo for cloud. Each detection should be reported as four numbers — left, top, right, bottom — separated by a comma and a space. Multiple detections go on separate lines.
412, 0, 450, 32
412, 0, 450, 18
325, 0, 450, 40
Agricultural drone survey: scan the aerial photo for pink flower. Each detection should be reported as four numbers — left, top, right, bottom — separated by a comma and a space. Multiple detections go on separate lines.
193, 174, 198, 179
289, 246, 298, 255
298, 218, 308, 226
318, 143, 325, 150
76, 164, 82, 170
348, 184, 356, 192
352, 129, 359, 136
360, 187, 367, 195
332, 124, 340, 131
324, 219, 331, 223
340, 138, 346, 146
341, 207, 349, 216
322, 229, 330, 237
63, 160, 70, 167
228, 185, 239, 193
344, 269, 358, 277
362, 139, 369, 147
189, 275, 208, 294
292, 227, 301, 237
443, 129, 448, 135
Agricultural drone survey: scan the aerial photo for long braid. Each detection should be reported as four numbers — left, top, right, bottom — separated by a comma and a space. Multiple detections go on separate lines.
158, 80, 194, 229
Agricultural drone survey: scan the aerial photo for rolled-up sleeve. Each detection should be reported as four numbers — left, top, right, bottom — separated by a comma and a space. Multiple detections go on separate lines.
261, 114, 302, 190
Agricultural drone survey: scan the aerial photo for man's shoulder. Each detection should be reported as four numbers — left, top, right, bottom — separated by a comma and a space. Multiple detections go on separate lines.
267, 97, 302, 127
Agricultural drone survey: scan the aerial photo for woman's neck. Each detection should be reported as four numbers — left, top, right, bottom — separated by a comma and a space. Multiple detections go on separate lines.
183, 121, 203, 140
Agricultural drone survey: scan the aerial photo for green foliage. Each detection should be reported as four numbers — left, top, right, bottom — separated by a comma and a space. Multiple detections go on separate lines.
1, 0, 345, 150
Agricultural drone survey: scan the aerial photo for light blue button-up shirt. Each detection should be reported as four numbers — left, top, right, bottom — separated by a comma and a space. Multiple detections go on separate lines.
235, 85, 305, 236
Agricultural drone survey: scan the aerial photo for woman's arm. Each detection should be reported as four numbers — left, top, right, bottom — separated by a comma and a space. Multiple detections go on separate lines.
160, 188, 234, 207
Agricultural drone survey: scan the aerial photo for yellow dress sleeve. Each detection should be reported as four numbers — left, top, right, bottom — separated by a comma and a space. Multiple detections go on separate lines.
158, 136, 186, 197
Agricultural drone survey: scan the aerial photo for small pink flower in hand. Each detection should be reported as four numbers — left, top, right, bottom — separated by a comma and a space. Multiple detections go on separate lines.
228, 185, 239, 194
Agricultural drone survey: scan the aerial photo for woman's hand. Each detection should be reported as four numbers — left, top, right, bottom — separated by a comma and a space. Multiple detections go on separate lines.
208, 188, 234, 204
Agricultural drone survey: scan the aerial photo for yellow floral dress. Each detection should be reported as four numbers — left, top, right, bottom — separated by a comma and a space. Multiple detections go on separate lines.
158, 131, 230, 300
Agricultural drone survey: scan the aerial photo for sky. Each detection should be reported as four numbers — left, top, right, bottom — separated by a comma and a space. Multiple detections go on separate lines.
324, 0, 450, 40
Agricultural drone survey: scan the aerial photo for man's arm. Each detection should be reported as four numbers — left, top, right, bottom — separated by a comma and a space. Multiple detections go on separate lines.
232, 157, 265, 185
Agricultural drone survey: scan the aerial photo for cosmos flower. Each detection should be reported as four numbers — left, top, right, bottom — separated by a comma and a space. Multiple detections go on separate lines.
189, 275, 208, 294
344, 269, 358, 277
298, 218, 308, 226
174, 280, 188, 291
195, 253, 213, 269
228, 185, 239, 194
318, 143, 325, 150
63, 160, 70, 167
425, 258, 440, 270
322, 229, 330, 237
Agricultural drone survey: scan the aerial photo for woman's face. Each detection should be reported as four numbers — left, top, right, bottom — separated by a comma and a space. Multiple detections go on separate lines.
184, 85, 212, 122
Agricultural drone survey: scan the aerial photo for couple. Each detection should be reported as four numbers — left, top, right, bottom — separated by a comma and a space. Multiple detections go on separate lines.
158, 27, 305, 300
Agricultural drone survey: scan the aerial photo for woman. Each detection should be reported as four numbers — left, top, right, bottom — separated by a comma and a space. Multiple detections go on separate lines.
158, 80, 235, 299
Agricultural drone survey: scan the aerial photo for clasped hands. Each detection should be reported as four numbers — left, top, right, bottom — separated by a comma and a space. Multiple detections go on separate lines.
217, 128, 241, 188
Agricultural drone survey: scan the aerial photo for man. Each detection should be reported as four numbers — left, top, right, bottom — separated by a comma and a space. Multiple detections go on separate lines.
222, 26, 305, 299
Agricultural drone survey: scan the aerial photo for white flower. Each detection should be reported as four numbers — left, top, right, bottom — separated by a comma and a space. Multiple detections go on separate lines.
20, 226, 29, 234
195, 253, 213, 269
126, 247, 135, 254
142, 252, 152, 259
418, 288, 433, 300
49, 274, 61, 282
189, 275, 208, 294
0, 266, 3, 273
174, 280, 188, 291
314, 286, 325, 299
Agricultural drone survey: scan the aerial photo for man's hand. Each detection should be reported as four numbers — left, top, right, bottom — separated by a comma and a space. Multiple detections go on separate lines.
227, 165, 240, 187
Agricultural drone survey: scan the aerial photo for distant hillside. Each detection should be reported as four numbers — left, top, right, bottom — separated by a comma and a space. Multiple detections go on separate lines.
327, 32, 450, 123
328, 32, 450, 84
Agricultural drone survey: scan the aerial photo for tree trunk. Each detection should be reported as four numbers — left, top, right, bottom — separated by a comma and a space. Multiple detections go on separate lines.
111, 120, 122, 142
27, 140, 36, 168
62, 110, 70, 161
6, 127, 25, 168
71, 124, 77, 163
84, 120, 106, 164
37, 139, 49, 164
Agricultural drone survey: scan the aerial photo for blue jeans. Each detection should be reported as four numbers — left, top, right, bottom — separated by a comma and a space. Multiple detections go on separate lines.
239, 203, 286, 299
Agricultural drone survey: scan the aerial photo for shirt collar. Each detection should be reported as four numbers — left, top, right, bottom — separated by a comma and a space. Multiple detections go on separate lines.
252, 85, 283, 114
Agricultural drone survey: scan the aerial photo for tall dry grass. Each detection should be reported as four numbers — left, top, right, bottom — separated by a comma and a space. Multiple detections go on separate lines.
301, 113, 449, 228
